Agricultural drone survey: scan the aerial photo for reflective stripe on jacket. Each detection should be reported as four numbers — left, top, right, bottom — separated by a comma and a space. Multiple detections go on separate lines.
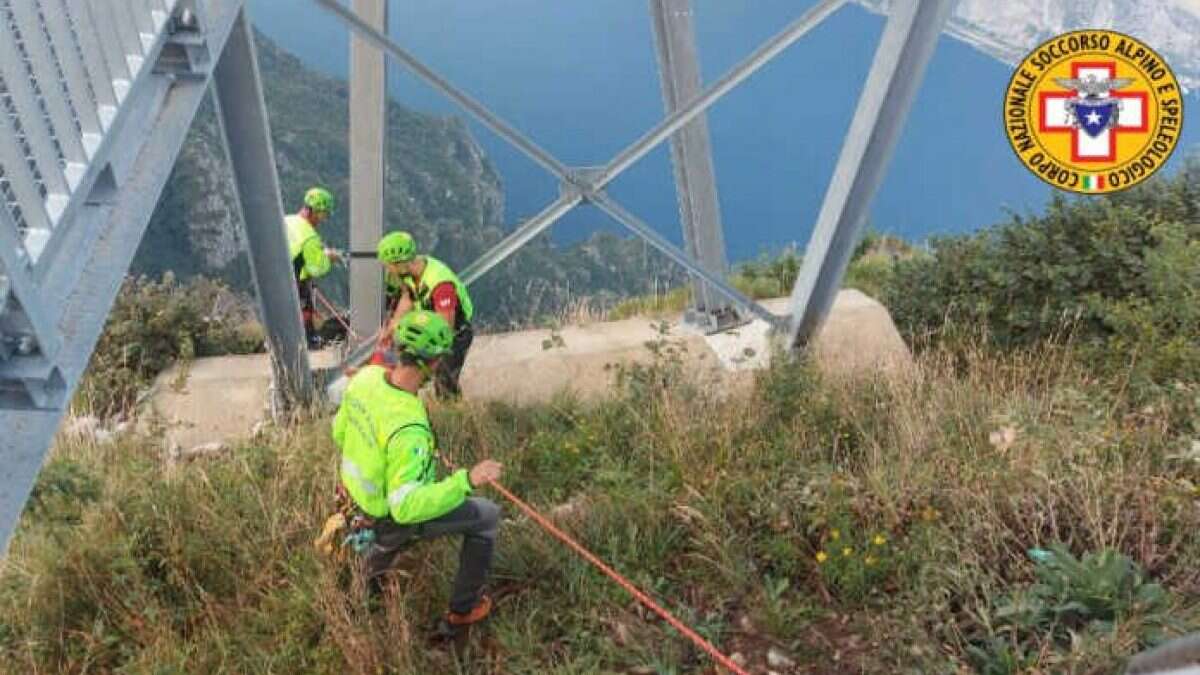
331, 365, 472, 522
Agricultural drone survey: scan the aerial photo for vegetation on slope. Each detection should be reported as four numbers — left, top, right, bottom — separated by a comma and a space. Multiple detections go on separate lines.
5, 153, 1199, 672
74, 275, 263, 419
3, 332, 1198, 673
885, 157, 1200, 422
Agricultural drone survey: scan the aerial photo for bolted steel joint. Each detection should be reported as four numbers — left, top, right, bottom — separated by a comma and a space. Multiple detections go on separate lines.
170, 7, 201, 34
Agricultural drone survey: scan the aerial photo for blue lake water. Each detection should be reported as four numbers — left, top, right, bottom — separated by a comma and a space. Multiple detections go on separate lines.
247, 0, 1199, 261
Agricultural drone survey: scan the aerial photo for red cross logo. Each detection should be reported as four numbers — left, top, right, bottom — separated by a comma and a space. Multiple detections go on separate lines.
1038, 61, 1148, 162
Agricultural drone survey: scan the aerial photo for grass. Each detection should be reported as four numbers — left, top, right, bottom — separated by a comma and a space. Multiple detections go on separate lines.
2, 331, 1198, 674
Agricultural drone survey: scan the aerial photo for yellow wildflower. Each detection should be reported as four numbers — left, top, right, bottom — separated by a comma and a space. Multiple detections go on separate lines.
865, 556, 877, 567
842, 547, 853, 557
830, 529, 841, 541
873, 534, 887, 546
816, 551, 829, 564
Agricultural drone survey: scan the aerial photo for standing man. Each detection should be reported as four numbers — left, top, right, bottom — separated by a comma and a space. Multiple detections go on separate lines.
286, 186, 342, 348
375, 231, 475, 399
332, 310, 503, 630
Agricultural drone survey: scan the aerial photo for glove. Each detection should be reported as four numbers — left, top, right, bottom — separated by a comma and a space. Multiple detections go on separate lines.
315, 512, 348, 557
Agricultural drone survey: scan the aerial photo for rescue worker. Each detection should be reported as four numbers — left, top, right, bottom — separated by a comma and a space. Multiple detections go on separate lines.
286, 187, 342, 348
332, 309, 503, 630
374, 231, 475, 399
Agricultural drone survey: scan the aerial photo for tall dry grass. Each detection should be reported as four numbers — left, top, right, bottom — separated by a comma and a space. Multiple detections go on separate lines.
2, 332, 1196, 673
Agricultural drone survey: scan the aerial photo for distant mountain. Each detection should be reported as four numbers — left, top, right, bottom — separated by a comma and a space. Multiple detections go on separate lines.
857, 0, 1200, 90
134, 32, 684, 327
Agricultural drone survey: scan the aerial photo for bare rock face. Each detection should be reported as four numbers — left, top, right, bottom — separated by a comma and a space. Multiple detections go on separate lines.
134, 32, 505, 286
856, 0, 1200, 91
179, 135, 244, 272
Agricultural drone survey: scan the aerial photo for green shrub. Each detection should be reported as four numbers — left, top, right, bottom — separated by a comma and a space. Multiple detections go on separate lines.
884, 159, 1200, 403
732, 246, 802, 298
608, 236, 911, 322
967, 544, 1177, 673
23, 458, 101, 526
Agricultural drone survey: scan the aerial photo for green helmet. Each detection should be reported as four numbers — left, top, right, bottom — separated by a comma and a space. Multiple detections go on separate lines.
393, 310, 453, 361
304, 187, 335, 214
377, 231, 417, 263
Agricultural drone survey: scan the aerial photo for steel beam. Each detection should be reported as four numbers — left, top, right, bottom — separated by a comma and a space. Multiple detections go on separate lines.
0, 212, 60, 365
349, 0, 387, 339
599, 0, 846, 191
786, 0, 953, 347
39, 0, 105, 155
0, 15, 73, 204
649, 0, 734, 329
314, 0, 850, 367
8, 0, 90, 168
312, 0, 846, 308
460, 192, 583, 285
33, 0, 203, 274
0, 0, 245, 557
212, 8, 314, 407
0, 84, 55, 239
589, 191, 781, 328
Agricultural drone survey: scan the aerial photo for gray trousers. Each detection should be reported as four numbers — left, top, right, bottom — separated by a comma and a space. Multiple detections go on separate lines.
434, 322, 474, 400
363, 497, 500, 614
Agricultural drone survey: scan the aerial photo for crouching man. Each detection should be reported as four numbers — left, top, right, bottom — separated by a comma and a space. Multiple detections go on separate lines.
332, 309, 502, 629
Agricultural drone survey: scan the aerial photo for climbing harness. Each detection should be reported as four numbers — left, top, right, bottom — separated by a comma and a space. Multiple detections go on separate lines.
313, 287, 360, 342
314, 484, 379, 561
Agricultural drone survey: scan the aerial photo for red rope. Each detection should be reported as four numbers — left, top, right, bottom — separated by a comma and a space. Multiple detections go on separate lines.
483, 477, 749, 675
312, 287, 362, 342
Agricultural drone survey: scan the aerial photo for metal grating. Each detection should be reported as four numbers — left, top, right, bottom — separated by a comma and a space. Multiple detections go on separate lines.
0, 166, 29, 241
57, 0, 103, 119
0, 5, 59, 201
0, 0, 167, 257
30, 1, 85, 141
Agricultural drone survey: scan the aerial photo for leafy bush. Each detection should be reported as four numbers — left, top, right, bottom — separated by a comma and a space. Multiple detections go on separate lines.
75, 274, 264, 418
734, 246, 803, 298
23, 458, 101, 526
885, 159, 1200, 405
968, 544, 1176, 673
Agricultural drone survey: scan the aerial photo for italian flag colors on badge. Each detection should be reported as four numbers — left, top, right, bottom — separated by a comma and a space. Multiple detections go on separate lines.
1081, 174, 1106, 191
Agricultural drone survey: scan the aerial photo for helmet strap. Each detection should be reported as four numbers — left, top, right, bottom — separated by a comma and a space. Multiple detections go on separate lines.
416, 359, 434, 381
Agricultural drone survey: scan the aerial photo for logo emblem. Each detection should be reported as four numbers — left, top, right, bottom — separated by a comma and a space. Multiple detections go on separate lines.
1004, 30, 1183, 194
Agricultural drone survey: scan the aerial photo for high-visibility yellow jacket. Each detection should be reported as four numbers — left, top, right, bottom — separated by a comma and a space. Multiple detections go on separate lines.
286, 214, 331, 281
385, 256, 474, 323
331, 365, 472, 523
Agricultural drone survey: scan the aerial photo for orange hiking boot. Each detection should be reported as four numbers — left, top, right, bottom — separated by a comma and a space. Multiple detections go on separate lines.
431, 595, 493, 645
445, 594, 492, 626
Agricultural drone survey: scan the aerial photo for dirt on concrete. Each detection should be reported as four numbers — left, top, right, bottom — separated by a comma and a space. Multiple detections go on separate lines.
146, 290, 912, 450
146, 350, 342, 452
